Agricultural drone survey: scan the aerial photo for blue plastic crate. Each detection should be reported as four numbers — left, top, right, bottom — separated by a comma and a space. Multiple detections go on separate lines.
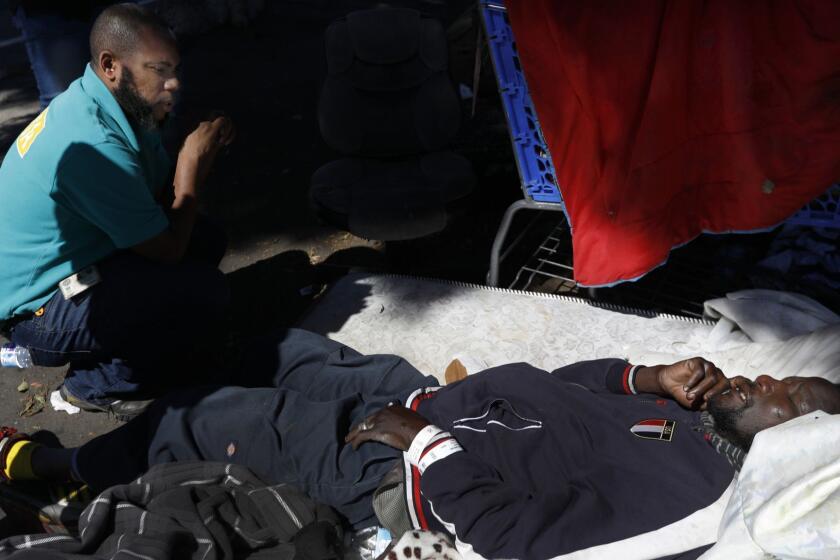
481, 2, 564, 206
787, 184, 840, 228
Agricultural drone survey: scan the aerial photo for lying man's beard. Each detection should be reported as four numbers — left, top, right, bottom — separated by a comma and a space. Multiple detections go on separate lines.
114, 67, 159, 131
706, 397, 753, 451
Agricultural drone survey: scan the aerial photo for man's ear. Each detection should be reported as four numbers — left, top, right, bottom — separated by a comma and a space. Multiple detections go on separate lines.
97, 51, 119, 83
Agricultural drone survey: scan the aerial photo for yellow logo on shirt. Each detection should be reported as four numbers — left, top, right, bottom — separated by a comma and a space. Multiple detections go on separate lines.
16, 108, 49, 158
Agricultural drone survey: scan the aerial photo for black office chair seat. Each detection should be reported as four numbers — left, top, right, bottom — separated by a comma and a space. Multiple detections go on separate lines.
311, 152, 474, 240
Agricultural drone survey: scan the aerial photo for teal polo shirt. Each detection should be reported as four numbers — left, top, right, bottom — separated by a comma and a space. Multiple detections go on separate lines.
0, 64, 170, 320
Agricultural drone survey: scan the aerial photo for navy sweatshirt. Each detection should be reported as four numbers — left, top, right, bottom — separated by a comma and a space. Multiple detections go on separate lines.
402, 359, 736, 560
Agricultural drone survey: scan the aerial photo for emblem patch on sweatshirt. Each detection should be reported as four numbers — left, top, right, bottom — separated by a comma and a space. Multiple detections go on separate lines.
630, 419, 676, 441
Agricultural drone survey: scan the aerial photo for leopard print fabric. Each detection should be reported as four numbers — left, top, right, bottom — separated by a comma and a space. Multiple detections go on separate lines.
379, 530, 462, 560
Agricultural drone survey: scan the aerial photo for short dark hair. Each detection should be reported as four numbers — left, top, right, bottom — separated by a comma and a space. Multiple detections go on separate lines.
89, 3, 174, 63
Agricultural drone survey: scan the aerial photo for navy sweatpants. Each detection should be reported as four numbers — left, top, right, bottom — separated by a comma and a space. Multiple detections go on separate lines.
74, 329, 438, 529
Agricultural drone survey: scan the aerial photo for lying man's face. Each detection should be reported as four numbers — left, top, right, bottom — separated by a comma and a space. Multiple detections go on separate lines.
707, 374, 840, 449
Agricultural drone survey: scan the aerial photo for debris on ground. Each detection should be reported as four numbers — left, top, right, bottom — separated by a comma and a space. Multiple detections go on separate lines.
16, 380, 29, 393
20, 384, 48, 417
50, 389, 81, 415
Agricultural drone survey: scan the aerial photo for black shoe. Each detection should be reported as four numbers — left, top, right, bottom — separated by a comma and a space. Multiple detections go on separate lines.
0, 477, 93, 534
58, 386, 152, 422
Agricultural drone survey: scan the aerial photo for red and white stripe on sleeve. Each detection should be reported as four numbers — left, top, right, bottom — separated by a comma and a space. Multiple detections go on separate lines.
621, 364, 644, 395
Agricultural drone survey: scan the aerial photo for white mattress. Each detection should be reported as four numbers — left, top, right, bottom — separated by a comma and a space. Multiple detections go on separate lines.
300, 273, 715, 382
301, 273, 840, 383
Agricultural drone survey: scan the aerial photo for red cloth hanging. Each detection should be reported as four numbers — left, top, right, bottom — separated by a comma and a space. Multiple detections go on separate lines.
507, 0, 840, 286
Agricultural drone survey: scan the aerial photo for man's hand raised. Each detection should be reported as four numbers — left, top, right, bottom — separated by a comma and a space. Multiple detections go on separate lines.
137, 115, 236, 264
345, 405, 430, 451
176, 115, 234, 192
635, 358, 729, 410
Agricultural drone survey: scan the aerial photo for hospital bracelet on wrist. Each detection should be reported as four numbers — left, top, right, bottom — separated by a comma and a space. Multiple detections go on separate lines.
417, 438, 462, 474
406, 425, 463, 473
407, 425, 444, 465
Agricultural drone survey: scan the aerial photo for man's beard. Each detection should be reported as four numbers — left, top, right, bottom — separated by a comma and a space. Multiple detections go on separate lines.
114, 67, 160, 131
706, 396, 753, 451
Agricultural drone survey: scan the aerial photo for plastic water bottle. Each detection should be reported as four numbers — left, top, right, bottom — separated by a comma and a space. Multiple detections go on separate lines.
1, 344, 33, 368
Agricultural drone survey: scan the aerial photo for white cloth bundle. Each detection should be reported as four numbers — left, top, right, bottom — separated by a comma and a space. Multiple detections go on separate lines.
700, 412, 840, 559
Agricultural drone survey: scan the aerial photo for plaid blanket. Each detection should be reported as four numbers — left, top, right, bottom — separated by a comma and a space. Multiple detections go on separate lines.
0, 462, 342, 560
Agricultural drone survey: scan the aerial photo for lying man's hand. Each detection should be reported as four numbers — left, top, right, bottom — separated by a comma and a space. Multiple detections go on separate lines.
345, 404, 430, 451
636, 358, 729, 410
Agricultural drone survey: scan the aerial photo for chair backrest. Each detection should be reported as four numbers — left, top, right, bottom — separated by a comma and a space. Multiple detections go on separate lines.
318, 7, 460, 157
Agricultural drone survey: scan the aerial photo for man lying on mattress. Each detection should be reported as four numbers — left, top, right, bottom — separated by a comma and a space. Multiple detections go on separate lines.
2, 329, 838, 560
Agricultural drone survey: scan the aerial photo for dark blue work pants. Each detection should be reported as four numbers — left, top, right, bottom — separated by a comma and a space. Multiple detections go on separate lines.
10, 217, 230, 403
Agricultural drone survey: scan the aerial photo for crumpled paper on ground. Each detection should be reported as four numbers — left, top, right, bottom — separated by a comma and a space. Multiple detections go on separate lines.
50, 389, 80, 415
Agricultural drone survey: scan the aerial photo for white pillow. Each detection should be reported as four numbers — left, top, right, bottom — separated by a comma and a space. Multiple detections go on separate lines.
700, 411, 840, 560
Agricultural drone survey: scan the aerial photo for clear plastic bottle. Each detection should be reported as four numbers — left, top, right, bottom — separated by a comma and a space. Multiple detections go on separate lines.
0, 344, 33, 368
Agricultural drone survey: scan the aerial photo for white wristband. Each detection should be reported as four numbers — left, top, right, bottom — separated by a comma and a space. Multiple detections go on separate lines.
407, 425, 444, 465
417, 437, 463, 474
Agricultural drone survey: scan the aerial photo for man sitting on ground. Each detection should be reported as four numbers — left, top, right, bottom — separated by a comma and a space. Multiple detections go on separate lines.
0, 3, 234, 419
2, 329, 838, 559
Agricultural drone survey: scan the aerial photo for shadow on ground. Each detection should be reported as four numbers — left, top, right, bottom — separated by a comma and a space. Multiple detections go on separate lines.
0, 246, 382, 446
